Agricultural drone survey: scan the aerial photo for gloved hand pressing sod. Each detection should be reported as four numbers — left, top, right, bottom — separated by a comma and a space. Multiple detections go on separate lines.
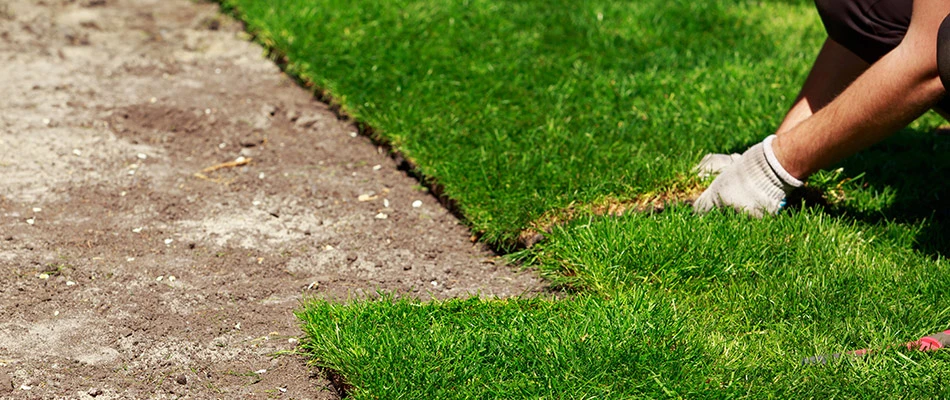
693, 135, 803, 217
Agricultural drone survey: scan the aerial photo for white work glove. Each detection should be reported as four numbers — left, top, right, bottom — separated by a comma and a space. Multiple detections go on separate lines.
693, 135, 803, 217
693, 153, 741, 178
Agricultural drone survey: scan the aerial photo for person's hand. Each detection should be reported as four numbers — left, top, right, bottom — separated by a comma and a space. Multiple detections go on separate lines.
693, 153, 741, 178
693, 136, 803, 217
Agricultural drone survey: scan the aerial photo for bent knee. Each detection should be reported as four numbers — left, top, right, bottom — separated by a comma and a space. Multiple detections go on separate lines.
938, 14, 950, 90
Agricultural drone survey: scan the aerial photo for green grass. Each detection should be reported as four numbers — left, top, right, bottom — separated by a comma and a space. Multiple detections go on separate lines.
299, 208, 950, 398
220, 0, 825, 247
218, 0, 950, 397
298, 294, 713, 398
528, 207, 950, 397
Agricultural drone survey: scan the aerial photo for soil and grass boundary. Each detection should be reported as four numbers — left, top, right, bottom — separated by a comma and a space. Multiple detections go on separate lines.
217, 0, 950, 397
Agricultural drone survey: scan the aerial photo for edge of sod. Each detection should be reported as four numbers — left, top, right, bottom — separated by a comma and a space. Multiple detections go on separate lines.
213, 0, 534, 254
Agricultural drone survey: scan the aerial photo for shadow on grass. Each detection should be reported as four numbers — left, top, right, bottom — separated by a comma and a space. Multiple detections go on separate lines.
809, 128, 950, 257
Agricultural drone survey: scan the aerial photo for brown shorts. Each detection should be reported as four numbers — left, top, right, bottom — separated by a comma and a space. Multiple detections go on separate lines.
815, 0, 950, 113
814, 0, 912, 64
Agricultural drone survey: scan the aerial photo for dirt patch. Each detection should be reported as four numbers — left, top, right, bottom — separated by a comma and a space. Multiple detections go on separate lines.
0, 0, 543, 398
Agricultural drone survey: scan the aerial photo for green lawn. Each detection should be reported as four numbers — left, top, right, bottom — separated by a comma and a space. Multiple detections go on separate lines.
221, 0, 828, 247
219, 0, 950, 397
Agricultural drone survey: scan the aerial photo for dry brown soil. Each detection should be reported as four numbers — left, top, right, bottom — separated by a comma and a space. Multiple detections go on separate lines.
0, 0, 543, 398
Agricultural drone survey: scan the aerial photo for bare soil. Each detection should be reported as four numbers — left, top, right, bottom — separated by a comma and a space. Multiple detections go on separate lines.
0, 0, 543, 398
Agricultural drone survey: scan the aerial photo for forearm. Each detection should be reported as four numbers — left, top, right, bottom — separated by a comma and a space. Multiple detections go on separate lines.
773, 43, 945, 178
775, 39, 869, 135
775, 95, 818, 136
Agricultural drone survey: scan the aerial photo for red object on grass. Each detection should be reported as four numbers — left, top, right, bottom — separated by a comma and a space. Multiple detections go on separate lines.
803, 329, 950, 364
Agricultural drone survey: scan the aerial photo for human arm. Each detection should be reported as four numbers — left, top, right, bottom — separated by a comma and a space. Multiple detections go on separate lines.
696, 0, 950, 216
774, 38, 869, 135
694, 38, 868, 179
773, 0, 950, 179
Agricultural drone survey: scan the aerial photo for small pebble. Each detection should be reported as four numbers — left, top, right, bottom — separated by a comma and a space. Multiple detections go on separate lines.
120, 191, 127, 197
375, 213, 388, 220
235, 156, 246, 163
278, 387, 287, 393
349, 132, 358, 138
38, 273, 49, 280
164, 238, 174, 245
32, 208, 41, 213
412, 200, 423, 208
383, 199, 390, 208
258, 172, 265, 180
66, 281, 76, 286
126, 257, 135, 262
132, 227, 143, 233
88, 388, 103, 397
26, 218, 35, 225
175, 375, 187, 385
168, 276, 176, 282
156, 276, 163, 281
358, 194, 377, 202
20, 384, 31, 391
137, 153, 148, 160
149, 97, 157, 103
72, 149, 82, 156
288, 338, 298, 344
54, 310, 59, 316
252, 201, 261, 206
430, 280, 438, 286
234, 322, 241, 330
255, 369, 267, 374
214, 68, 221, 74
323, 245, 334, 251
372, 165, 382, 171
42, 118, 51, 126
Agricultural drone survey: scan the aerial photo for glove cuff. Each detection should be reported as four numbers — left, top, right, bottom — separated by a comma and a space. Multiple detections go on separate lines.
763, 135, 803, 188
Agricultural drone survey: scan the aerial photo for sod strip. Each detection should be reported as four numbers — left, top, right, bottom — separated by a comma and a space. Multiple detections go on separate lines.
298, 204, 950, 398
297, 294, 717, 398
529, 206, 950, 396
220, 0, 824, 247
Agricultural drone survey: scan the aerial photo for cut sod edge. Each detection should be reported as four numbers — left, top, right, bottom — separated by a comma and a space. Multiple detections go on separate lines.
216, 1, 835, 253
517, 180, 706, 248
324, 367, 353, 398
215, 2, 496, 248
215, 1, 707, 254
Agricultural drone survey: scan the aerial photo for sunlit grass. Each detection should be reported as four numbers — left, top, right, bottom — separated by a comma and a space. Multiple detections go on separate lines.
219, 0, 950, 397
221, 0, 828, 247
